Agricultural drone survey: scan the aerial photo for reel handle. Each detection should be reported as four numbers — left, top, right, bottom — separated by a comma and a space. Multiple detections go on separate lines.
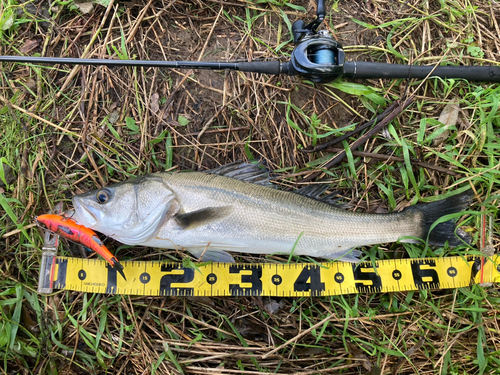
316, 0, 326, 19
291, 0, 326, 43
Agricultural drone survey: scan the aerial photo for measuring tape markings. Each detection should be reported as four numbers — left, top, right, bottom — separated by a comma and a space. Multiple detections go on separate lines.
44, 255, 500, 296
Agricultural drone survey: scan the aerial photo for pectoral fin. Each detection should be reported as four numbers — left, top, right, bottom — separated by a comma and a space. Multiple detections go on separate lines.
175, 206, 232, 230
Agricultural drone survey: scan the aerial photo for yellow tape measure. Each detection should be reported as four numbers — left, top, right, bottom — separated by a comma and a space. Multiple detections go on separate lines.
39, 255, 500, 296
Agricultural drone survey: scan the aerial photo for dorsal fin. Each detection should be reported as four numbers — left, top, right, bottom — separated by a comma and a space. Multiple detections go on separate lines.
205, 162, 347, 206
204, 161, 273, 187
294, 184, 331, 199
294, 184, 346, 207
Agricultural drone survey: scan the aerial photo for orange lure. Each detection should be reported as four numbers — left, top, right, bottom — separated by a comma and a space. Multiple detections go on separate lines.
36, 214, 126, 280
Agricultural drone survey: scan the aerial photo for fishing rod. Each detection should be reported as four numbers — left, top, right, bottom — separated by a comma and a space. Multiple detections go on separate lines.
1, 0, 499, 83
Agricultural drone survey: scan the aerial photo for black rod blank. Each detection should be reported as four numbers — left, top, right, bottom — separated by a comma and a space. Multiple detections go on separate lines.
0, 55, 284, 75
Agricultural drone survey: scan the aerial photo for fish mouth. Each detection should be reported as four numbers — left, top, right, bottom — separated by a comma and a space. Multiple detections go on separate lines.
72, 197, 98, 227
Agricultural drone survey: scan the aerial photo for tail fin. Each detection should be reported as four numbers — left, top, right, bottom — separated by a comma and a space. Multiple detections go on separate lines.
407, 189, 474, 247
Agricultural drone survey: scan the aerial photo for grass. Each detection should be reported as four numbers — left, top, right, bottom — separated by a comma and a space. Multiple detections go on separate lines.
0, 0, 499, 374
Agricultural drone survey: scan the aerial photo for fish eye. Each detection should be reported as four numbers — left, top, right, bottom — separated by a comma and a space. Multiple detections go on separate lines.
96, 189, 111, 204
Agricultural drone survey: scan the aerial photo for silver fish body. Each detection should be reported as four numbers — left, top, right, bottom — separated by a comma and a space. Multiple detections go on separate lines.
72, 165, 472, 262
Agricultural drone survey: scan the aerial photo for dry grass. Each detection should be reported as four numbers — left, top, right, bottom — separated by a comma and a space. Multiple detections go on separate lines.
0, 0, 499, 374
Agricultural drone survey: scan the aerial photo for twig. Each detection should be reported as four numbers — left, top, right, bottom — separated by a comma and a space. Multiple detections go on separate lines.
115, 299, 153, 375
392, 336, 426, 375
302, 97, 414, 182
302, 101, 400, 153
187, 126, 250, 137
2, 224, 37, 238
262, 312, 337, 359
164, 6, 224, 113
196, 106, 227, 140
324, 147, 461, 176
0, 94, 80, 138
125, 0, 155, 44
56, 0, 116, 97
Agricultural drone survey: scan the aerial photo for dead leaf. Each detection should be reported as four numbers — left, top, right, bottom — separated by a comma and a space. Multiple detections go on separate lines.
20, 39, 39, 54
457, 107, 471, 130
150, 93, 160, 114
381, 127, 392, 140
346, 341, 372, 371
233, 316, 268, 341
109, 110, 120, 124
373, 205, 388, 214
21, 305, 39, 334
1, 14, 14, 31
433, 98, 459, 145
0, 163, 15, 187
295, 347, 327, 357
392, 336, 425, 375
74, 2, 94, 14
25, 78, 36, 92
263, 298, 285, 315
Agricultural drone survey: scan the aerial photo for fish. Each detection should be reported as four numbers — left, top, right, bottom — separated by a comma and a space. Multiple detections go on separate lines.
71, 162, 473, 263
36, 214, 127, 280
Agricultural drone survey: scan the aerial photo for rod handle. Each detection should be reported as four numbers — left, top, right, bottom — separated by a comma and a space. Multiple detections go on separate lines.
238, 61, 282, 75
343, 61, 500, 82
